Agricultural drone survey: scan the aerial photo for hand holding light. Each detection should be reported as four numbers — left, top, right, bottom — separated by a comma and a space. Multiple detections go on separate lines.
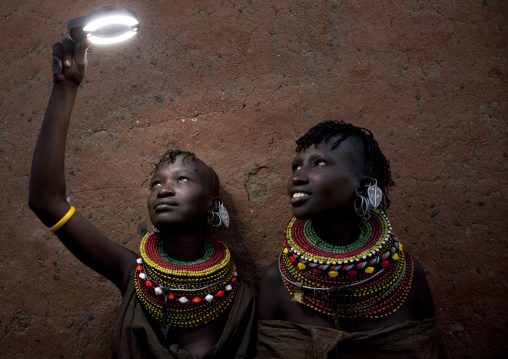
68, 6, 139, 44
51, 38, 91, 85
53, 6, 139, 76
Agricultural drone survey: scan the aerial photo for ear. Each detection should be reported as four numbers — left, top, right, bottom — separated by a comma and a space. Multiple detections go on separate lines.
357, 176, 376, 194
208, 197, 221, 212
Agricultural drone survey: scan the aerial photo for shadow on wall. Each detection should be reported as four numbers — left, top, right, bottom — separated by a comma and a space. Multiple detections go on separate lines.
212, 187, 260, 291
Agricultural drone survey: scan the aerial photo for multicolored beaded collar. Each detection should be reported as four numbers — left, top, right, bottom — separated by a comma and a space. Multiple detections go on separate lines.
135, 233, 237, 336
279, 209, 414, 321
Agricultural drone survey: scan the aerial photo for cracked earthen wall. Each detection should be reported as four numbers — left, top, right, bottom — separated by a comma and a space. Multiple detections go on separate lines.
1, 0, 506, 357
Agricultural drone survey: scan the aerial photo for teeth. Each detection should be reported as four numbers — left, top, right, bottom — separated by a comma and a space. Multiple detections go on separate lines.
292, 192, 308, 198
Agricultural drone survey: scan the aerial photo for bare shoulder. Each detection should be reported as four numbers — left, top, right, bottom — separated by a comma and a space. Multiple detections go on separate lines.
258, 260, 284, 320
409, 255, 436, 319
261, 261, 281, 285
412, 256, 430, 288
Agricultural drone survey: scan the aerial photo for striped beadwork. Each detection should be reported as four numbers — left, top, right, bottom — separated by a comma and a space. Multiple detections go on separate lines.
135, 233, 237, 330
280, 209, 414, 319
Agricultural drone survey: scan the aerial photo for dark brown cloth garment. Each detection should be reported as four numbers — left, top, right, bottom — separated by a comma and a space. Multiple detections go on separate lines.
114, 275, 257, 359
257, 318, 443, 359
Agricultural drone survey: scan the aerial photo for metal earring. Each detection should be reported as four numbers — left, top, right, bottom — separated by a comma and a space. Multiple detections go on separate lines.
209, 200, 230, 228
153, 225, 159, 233
367, 179, 382, 209
207, 210, 222, 228
212, 212, 222, 228
354, 189, 372, 218
217, 200, 230, 228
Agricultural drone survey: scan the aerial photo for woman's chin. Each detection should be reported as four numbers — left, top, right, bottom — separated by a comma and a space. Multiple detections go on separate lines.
291, 208, 312, 220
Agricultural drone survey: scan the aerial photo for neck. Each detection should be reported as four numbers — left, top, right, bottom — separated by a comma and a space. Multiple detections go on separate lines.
310, 208, 360, 247
157, 224, 207, 262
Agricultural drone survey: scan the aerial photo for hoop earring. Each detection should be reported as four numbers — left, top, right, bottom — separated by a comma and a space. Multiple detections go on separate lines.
153, 225, 159, 233
212, 211, 222, 228
354, 189, 372, 218
207, 210, 220, 228
208, 200, 230, 228
354, 179, 382, 218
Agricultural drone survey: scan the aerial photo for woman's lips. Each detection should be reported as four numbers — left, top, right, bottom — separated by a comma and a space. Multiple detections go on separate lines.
154, 201, 178, 210
290, 191, 310, 205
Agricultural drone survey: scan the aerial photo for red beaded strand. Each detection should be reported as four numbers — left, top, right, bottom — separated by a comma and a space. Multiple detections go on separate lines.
280, 211, 414, 320
135, 233, 238, 330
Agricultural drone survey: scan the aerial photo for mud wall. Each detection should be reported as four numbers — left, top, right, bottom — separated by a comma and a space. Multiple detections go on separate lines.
1, 0, 506, 357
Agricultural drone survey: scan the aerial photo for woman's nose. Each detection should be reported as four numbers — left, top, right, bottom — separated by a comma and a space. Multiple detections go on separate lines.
157, 184, 175, 197
292, 170, 309, 185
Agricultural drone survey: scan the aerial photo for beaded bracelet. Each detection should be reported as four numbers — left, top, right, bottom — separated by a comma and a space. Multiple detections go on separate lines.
48, 206, 76, 232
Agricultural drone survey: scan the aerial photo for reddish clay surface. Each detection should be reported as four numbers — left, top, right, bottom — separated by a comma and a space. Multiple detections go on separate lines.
0, 0, 506, 357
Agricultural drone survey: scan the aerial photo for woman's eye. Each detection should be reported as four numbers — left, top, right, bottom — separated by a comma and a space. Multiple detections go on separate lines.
292, 164, 301, 171
151, 181, 161, 188
315, 160, 326, 166
178, 177, 189, 182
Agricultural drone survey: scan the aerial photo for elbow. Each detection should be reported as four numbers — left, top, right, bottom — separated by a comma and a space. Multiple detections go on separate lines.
28, 190, 56, 219
28, 189, 38, 212
28, 183, 44, 213
28, 195, 64, 227
28, 187, 69, 224
28, 194, 46, 217
28, 182, 41, 213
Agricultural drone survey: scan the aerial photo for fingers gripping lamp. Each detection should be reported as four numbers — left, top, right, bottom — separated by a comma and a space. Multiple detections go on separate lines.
53, 6, 139, 75
68, 6, 139, 44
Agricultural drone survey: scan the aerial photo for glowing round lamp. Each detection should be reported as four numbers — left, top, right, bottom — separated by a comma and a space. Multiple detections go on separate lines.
68, 6, 139, 44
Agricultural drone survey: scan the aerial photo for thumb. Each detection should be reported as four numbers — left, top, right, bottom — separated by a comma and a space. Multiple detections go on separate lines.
74, 38, 92, 63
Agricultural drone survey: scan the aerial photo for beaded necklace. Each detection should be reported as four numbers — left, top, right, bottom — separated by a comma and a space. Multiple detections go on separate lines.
279, 209, 414, 322
135, 233, 238, 336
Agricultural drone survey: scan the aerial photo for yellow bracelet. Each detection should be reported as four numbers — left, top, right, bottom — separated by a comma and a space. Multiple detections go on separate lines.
48, 206, 76, 232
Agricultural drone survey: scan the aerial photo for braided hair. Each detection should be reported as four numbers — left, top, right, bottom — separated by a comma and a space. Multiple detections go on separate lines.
154, 149, 196, 171
295, 121, 395, 210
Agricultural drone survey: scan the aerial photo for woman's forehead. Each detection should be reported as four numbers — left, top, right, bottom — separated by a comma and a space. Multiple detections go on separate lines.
154, 158, 200, 174
153, 156, 214, 186
294, 138, 345, 157
293, 136, 365, 171
299, 134, 363, 154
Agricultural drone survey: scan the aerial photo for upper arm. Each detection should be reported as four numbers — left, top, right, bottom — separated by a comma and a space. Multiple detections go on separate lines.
258, 260, 284, 320
410, 256, 436, 319
42, 203, 138, 295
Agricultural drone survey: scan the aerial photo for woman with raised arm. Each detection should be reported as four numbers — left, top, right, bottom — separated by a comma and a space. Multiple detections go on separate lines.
29, 38, 256, 358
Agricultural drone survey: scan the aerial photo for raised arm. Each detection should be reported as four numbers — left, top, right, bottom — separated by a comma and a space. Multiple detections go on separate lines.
29, 38, 137, 294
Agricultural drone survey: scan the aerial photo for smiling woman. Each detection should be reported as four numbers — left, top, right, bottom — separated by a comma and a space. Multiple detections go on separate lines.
28, 37, 257, 358
257, 121, 442, 358
288, 138, 363, 221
